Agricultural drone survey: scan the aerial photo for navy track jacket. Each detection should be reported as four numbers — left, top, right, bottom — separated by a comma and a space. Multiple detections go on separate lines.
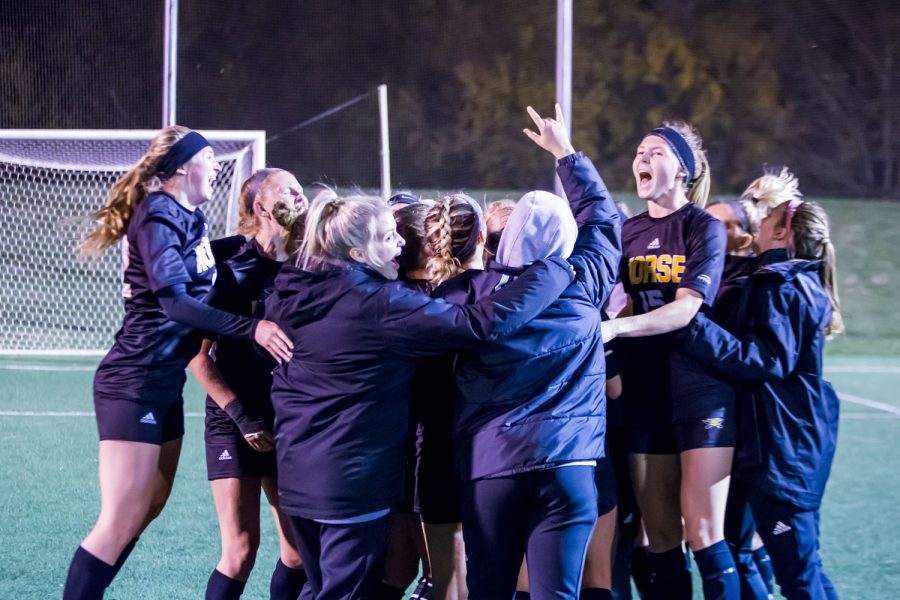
683, 249, 840, 510
264, 257, 575, 520
436, 152, 621, 481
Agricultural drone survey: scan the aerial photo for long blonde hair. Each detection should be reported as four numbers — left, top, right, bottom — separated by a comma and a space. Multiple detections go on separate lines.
298, 191, 387, 269
787, 201, 844, 336
424, 194, 483, 287
663, 121, 710, 207
741, 166, 802, 211
82, 126, 191, 257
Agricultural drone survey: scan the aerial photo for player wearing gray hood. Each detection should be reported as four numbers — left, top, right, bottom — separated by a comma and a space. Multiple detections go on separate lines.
433, 106, 621, 600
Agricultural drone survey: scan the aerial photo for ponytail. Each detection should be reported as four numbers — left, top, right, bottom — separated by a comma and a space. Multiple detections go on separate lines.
271, 199, 307, 261
82, 126, 191, 257
686, 153, 710, 207
790, 201, 844, 336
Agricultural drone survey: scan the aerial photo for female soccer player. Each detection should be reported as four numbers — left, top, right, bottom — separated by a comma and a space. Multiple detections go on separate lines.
64, 127, 292, 600
680, 199, 842, 600
418, 193, 489, 600
189, 168, 308, 600
434, 104, 620, 600
602, 123, 740, 599
263, 193, 575, 599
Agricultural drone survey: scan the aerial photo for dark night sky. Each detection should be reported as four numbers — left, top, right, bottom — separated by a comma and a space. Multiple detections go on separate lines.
2, 0, 898, 197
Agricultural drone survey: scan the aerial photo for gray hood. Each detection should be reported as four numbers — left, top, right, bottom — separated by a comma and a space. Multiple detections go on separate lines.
495, 190, 577, 268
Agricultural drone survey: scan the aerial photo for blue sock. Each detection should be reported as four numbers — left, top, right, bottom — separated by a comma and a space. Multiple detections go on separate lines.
580, 588, 613, 600
205, 569, 246, 600
270, 559, 307, 600
372, 581, 406, 600
752, 547, 774, 596
694, 540, 740, 600
731, 545, 769, 600
62, 546, 116, 600
647, 546, 692, 600
514, 592, 531, 600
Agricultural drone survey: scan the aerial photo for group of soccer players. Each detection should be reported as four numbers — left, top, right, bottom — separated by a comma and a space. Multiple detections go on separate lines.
61, 104, 842, 600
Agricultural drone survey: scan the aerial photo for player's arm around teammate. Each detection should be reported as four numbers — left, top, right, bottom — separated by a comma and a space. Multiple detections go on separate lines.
62, 128, 292, 600
681, 200, 842, 600
263, 193, 575, 600
188, 168, 309, 600
602, 124, 741, 599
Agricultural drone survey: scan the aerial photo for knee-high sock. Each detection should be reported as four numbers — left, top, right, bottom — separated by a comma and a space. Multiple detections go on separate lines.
270, 559, 308, 600
205, 569, 246, 600
371, 581, 406, 600
630, 546, 652, 599
581, 588, 613, 600
647, 547, 692, 600
694, 541, 740, 600
62, 546, 117, 600
513, 593, 531, 600
752, 547, 774, 596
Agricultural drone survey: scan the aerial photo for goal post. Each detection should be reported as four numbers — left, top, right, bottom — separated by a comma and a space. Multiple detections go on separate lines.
0, 129, 265, 356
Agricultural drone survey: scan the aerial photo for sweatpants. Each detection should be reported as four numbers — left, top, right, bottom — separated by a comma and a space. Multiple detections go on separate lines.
461, 466, 598, 600
749, 491, 838, 600
724, 478, 770, 599
287, 513, 390, 600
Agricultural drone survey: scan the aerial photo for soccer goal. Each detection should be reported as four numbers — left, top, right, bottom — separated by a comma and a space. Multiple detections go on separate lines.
0, 129, 265, 356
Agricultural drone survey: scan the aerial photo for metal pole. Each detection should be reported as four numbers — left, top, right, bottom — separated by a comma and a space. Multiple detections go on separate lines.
378, 84, 391, 199
555, 0, 572, 197
162, 0, 179, 127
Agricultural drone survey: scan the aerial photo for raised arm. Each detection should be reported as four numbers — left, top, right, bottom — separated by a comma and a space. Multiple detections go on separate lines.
524, 104, 621, 305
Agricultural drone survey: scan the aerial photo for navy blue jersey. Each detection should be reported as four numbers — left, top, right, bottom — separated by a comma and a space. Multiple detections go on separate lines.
618, 202, 729, 409
95, 192, 217, 398
205, 239, 282, 427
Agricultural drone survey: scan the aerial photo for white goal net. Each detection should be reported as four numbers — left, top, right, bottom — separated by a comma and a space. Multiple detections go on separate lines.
0, 129, 265, 355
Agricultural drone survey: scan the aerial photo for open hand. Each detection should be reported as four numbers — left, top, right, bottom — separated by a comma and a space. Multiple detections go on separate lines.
255, 320, 293, 364
244, 429, 275, 452
523, 103, 576, 160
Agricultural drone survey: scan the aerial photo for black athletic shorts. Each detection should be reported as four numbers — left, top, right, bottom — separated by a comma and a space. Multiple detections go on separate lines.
415, 422, 462, 524
205, 406, 277, 480
94, 392, 184, 444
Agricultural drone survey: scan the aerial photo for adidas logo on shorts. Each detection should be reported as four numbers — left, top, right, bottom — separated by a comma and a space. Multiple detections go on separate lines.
218, 450, 233, 461
772, 521, 792, 536
647, 237, 661, 249
139, 412, 157, 425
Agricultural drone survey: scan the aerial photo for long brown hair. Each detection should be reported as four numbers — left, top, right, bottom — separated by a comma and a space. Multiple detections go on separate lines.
424, 194, 483, 287
82, 126, 191, 257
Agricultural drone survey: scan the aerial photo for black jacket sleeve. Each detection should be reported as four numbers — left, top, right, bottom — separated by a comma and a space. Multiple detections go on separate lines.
158, 284, 258, 340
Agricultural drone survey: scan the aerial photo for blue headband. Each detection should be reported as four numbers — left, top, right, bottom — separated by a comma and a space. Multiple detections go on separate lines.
648, 127, 697, 181
245, 168, 282, 204
154, 131, 211, 180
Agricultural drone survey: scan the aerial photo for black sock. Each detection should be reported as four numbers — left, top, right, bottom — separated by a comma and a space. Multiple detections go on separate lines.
694, 540, 739, 600
371, 581, 406, 600
513, 593, 531, 600
752, 546, 774, 595
205, 569, 246, 600
580, 588, 613, 600
630, 546, 653, 599
62, 546, 117, 600
112, 537, 139, 578
270, 559, 307, 600
648, 546, 692, 600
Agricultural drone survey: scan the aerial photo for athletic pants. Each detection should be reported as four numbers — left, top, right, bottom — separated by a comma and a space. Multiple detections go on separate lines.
461, 465, 598, 600
287, 513, 390, 600
725, 478, 769, 599
749, 491, 838, 600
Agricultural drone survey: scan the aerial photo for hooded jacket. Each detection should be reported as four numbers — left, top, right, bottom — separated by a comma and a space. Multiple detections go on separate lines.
435, 152, 621, 481
264, 255, 574, 520
684, 249, 840, 510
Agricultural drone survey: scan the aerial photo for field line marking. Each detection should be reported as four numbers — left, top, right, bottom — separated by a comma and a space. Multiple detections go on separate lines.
0, 411, 205, 417
826, 366, 900, 374
0, 364, 96, 372
839, 392, 900, 417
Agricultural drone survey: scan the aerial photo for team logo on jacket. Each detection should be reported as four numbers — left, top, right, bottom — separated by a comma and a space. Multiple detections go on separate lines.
702, 417, 724, 429
195, 236, 215, 274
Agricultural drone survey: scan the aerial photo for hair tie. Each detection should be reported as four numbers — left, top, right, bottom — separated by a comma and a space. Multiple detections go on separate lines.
154, 131, 211, 180
648, 127, 697, 181
784, 198, 804, 237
